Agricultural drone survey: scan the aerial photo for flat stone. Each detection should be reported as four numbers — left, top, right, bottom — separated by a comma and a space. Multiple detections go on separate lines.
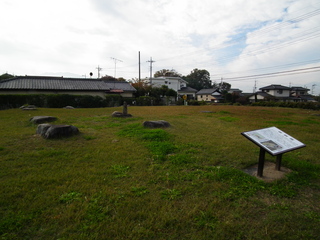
63, 106, 75, 109
112, 111, 132, 118
143, 120, 171, 128
36, 123, 51, 135
37, 124, 79, 139
30, 116, 57, 124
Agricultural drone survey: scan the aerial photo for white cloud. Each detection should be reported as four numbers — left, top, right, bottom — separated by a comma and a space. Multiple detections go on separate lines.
1, 0, 319, 94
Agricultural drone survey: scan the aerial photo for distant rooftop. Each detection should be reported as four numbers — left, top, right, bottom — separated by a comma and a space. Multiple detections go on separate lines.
0, 76, 136, 92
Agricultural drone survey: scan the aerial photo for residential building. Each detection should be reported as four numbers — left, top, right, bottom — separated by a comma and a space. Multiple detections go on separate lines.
196, 88, 223, 103
248, 84, 314, 102
149, 77, 197, 99
228, 88, 243, 95
260, 84, 291, 99
0, 76, 136, 98
247, 92, 275, 102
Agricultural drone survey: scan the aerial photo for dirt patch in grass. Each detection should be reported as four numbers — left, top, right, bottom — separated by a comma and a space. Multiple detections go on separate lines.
243, 161, 292, 182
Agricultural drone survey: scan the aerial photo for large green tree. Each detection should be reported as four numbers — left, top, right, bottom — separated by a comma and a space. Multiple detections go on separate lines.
184, 68, 211, 90
213, 81, 231, 92
154, 69, 181, 77
0, 73, 14, 80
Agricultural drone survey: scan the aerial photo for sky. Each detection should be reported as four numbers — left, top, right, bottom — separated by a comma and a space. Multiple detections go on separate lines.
1, 0, 320, 95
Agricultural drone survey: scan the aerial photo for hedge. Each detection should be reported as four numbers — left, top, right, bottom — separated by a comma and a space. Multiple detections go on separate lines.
0, 94, 112, 109
251, 101, 320, 110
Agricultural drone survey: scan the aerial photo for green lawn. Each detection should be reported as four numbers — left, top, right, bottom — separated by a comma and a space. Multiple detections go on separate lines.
0, 105, 319, 239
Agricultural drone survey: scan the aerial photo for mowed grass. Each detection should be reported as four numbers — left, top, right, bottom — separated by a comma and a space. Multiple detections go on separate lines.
0, 105, 320, 239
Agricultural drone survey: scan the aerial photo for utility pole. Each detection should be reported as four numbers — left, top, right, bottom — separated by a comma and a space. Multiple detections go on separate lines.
138, 51, 141, 82
96, 65, 102, 78
312, 84, 316, 95
253, 80, 257, 93
147, 57, 155, 84
111, 57, 123, 78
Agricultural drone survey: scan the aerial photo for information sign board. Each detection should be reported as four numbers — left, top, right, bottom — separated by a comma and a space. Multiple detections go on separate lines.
241, 127, 305, 156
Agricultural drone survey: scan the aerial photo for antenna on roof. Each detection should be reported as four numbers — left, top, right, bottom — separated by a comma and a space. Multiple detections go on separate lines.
96, 65, 102, 78
111, 57, 123, 78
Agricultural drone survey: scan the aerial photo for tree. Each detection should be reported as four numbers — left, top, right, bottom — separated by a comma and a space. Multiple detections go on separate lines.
101, 75, 117, 81
184, 69, 211, 90
0, 73, 14, 80
213, 82, 231, 92
154, 69, 181, 77
214, 82, 232, 102
131, 79, 152, 98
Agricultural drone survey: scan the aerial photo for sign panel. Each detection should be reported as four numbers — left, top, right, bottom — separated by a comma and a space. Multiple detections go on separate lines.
241, 127, 305, 156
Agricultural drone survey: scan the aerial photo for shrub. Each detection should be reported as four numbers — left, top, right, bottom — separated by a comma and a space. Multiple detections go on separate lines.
251, 101, 319, 110
105, 94, 123, 107
0, 94, 108, 109
136, 96, 157, 106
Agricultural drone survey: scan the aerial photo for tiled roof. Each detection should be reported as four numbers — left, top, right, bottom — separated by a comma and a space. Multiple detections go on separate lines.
248, 92, 275, 98
178, 87, 197, 93
259, 84, 291, 90
196, 88, 220, 95
0, 76, 136, 92
291, 86, 310, 91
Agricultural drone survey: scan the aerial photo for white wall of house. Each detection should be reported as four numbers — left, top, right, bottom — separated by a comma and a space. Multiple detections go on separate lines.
196, 94, 217, 102
263, 89, 290, 97
151, 77, 187, 92
248, 94, 267, 102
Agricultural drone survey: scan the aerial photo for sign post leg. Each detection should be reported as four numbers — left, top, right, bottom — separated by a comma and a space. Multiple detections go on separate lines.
257, 148, 266, 177
275, 154, 282, 171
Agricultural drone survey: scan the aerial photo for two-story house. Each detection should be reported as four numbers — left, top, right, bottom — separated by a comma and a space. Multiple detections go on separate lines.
248, 84, 314, 102
196, 88, 224, 103
149, 77, 197, 99
260, 84, 291, 99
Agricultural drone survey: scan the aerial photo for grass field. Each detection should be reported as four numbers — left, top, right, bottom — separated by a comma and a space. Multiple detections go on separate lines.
0, 105, 319, 239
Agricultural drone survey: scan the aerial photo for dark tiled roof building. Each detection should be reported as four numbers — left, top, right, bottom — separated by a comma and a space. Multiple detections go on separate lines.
0, 76, 136, 98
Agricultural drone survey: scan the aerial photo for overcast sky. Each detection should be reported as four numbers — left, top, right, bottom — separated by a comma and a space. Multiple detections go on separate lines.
1, 0, 320, 94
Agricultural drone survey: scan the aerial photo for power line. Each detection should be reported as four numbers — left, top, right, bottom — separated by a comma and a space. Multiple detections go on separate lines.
211, 58, 320, 78
217, 66, 320, 82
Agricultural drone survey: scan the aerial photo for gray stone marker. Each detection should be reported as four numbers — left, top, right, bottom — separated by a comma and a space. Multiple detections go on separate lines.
143, 120, 171, 128
37, 124, 79, 139
21, 105, 37, 110
63, 106, 75, 109
30, 116, 57, 124
112, 101, 132, 118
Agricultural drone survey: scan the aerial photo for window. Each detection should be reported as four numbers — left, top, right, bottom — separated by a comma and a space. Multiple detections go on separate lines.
277, 90, 283, 94
165, 81, 168, 84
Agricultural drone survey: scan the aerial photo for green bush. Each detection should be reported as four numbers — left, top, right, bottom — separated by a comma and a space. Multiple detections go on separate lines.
0, 94, 46, 109
0, 94, 108, 109
136, 96, 157, 106
251, 101, 320, 110
105, 94, 123, 107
